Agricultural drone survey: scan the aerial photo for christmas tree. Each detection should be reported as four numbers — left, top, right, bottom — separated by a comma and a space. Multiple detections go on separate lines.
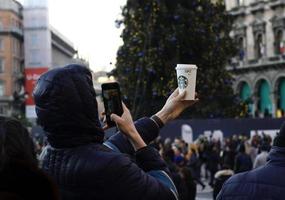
113, 0, 243, 119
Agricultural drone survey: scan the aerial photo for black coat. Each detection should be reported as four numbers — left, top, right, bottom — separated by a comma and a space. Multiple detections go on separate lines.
34, 65, 178, 200
0, 160, 59, 200
213, 169, 234, 199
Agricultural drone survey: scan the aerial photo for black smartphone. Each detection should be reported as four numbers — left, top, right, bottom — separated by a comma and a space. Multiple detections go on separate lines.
101, 82, 123, 127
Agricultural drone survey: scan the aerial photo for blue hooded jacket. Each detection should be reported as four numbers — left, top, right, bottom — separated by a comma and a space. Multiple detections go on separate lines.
33, 64, 178, 200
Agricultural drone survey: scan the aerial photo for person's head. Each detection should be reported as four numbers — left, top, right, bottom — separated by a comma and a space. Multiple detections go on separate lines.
0, 117, 37, 170
179, 167, 193, 181
33, 64, 104, 148
174, 138, 182, 146
273, 122, 285, 147
162, 148, 175, 162
164, 137, 172, 145
172, 145, 182, 156
260, 142, 270, 152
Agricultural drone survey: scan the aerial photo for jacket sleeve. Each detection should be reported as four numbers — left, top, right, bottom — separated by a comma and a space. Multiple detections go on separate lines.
103, 117, 160, 155
110, 146, 178, 200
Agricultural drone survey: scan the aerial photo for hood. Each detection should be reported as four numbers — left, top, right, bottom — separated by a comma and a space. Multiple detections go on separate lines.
268, 146, 285, 167
33, 64, 104, 148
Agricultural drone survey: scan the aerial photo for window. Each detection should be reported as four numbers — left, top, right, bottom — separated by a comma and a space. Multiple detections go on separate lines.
0, 81, 5, 96
29, 49, 40, 65
274, 30, 284, 55
14, 82, 21, 93
0, 58, 4, 73
237, 36, 245, 61
31, 34, 38, 47
13, 39, 20, 56
0, 105, 7, 115
254, 33, 264, 59
13, 59, 20, 73
0, 38, 3, 51
236, 0, 244, 6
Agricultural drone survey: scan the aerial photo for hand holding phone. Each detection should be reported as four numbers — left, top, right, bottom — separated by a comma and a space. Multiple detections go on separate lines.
101, 82, 123, 127
111, 103, 147, 151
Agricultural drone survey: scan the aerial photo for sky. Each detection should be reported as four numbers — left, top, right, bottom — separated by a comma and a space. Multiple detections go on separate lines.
20, 0, 127, 72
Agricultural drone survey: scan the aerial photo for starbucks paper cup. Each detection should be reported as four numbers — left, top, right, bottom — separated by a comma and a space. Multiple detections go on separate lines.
176, 64, 197, 100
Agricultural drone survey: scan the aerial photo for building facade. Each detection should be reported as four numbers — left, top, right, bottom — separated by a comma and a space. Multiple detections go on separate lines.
0, 0, 87, 118
0, 0, 24, 116
23, 0, 85, 118
225, 0, 285, 118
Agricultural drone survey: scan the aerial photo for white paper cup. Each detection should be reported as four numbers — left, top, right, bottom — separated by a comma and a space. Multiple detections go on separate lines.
176, 64, 197, 100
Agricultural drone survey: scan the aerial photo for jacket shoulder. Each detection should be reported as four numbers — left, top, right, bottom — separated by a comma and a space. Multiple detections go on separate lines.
42, 144, 132, 187
218, 165, 285, 200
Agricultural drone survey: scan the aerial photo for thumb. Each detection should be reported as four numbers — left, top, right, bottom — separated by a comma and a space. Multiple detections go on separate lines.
176, 90, 186, 100
110, 114, 122, 124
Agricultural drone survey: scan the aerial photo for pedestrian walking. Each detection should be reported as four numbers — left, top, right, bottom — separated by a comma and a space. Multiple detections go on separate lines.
234, 143, 252, 173
253, 142, 270, 169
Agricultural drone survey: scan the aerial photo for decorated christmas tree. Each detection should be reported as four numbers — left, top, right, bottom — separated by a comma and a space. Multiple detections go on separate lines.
113, 0, 243, 119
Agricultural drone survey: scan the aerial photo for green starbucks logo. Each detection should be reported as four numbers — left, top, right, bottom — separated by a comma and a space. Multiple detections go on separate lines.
178, 75, 188, 89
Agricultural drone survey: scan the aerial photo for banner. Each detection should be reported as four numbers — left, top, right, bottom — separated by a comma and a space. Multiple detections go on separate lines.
25, 67, 49, 118
160, 118, 285, 142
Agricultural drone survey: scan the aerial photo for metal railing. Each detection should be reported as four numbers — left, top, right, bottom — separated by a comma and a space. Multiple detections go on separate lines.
0, 26, 23, 36
227, 55, 285, 71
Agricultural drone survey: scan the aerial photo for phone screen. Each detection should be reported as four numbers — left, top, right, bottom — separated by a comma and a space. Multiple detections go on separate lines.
102, 83, 123, 127
102, 88, 122, 116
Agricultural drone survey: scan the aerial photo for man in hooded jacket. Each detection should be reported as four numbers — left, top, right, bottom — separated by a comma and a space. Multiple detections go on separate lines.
34, 64, 197, 200
217, 122, 285, 200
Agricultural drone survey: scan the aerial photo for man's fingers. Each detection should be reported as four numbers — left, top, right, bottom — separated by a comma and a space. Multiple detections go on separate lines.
103, 116, 106, 124
122, 102, 128, 111
182, 98, 199, 106
168, 88, 179, 99
176, 90, 186, 100
111, 113, 121, 123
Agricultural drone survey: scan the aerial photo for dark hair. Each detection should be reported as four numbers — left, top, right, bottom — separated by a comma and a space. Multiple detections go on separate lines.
0, 117, 37, 170
163, 148, 175, 162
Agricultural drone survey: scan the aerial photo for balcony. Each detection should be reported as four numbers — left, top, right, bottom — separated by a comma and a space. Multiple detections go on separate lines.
269, 0, 285, 8
0, 26, 23, 38
227, 55, 285, 71
250, 0, 266, 13
229, 5, 246, 16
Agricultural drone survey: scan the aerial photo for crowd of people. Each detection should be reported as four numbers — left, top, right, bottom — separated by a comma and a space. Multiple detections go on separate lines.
1, 64, 285, 200
149, 133, 272, 200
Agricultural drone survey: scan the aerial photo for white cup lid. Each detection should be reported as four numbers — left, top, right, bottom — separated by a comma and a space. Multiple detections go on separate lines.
176, 64, 198, 70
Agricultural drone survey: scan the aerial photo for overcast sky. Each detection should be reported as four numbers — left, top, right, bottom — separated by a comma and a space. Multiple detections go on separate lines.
20, 0, 127, 72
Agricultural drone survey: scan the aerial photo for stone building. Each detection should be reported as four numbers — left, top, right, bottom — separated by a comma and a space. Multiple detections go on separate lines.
225, 0, 285, 118
0, 0, 24, 116
0, 0, 87, 117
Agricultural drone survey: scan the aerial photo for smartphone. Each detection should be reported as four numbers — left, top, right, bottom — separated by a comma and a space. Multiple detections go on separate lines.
101, 82, 123, 127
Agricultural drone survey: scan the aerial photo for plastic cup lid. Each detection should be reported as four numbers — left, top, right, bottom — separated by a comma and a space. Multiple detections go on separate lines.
176, 64, 198, 70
